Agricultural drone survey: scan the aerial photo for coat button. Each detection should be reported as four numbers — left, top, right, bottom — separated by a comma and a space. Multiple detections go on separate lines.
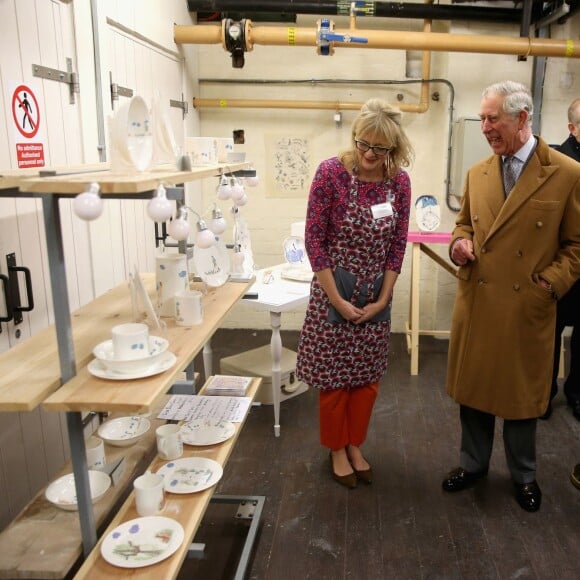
473, 215, 479, 221
477, 278, 486, 285
513, 283, 520, 291
481, 247, 487, 253
536, 221, 544, 228
516, 250, 523, 257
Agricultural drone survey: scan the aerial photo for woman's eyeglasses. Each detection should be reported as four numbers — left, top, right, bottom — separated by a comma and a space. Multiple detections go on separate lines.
355, 140, 391, 157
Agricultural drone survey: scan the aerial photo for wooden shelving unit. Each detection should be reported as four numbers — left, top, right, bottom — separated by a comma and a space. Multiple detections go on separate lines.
0, 161, 254, 574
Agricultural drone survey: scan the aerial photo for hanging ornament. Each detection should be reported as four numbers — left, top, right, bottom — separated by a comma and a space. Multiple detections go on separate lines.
73, 182, 104, 221
209, 206, 228, 235
167, 206, 191, 241
147, 184, 174, 222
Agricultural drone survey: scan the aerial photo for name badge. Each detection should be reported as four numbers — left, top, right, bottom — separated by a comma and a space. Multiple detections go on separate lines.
371, 202, 393, 220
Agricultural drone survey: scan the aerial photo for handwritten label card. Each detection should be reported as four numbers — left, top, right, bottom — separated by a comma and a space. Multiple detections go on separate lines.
157, 394, 252, 423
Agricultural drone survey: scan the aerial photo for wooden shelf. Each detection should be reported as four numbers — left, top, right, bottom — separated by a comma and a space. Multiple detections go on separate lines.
74, 378, 261, 580
0, 402, 169, 580
0, 278, 153, 412
14, 162, 249, 196
43, 276, 252, 413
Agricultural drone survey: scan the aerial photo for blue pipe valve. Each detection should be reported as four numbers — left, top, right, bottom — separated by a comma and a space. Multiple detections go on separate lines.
317, 18, 368, 55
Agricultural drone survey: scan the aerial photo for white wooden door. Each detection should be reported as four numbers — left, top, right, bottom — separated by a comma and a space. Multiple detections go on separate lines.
0, 0, 84, 531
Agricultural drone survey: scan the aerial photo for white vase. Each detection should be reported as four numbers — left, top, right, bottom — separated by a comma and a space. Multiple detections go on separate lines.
155, 253, 188, 317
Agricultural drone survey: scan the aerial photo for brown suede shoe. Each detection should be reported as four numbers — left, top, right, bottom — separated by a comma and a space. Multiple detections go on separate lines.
329, 452, 357, 489
353, 467, 373, 485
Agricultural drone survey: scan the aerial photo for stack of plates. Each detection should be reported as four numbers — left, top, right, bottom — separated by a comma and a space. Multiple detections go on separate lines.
88, 336, 176, 380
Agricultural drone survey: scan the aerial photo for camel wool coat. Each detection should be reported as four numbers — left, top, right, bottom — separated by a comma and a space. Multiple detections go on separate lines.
446, 137, 580, 419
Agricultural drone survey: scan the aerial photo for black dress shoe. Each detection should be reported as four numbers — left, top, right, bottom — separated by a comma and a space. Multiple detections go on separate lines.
571, 463, 580, 490
514, 481, 542, 512
442, 467, 486, 492
539, 400, 553, 420
567, 399, 580, 421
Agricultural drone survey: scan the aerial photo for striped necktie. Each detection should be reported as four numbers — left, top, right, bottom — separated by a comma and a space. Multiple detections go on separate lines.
503, 156, 517, 194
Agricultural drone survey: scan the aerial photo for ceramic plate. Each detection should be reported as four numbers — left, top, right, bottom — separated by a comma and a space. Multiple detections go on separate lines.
100, 516, 184, 569
88, 352, 176, 381
98, 416, 151, 447
283, 236, 308, 265
415, 194, 441, 232
156, 457, 223, 494
45, 470, 111, 511
180, 419, 236, 446
193, 241, 230, 288
280, 265, 313, 283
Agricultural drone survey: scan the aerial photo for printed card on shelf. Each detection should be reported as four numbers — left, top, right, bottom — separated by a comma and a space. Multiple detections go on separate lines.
157, 394, 252, 423
205, 375, 253, 396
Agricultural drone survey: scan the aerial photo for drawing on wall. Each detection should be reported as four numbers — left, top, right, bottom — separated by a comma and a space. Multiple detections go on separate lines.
266, 135, 310, 198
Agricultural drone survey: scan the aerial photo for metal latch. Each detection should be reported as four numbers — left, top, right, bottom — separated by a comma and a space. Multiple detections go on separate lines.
32, 58, 79, 104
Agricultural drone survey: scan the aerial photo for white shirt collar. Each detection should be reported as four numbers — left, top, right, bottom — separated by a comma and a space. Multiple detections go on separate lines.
503, 134, 536, 164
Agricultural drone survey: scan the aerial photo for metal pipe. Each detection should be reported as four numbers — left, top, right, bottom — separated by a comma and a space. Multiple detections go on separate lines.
174, 23, 580, 59
186, 1, 522, 23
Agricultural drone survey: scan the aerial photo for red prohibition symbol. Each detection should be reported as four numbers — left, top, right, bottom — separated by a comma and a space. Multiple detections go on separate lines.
12, 84, 40, 139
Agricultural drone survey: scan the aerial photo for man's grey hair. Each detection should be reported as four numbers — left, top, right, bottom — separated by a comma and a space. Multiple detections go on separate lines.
483, 81, 533, 126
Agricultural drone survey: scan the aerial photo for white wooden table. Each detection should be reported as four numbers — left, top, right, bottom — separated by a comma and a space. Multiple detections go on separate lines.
242, 265, 311, 436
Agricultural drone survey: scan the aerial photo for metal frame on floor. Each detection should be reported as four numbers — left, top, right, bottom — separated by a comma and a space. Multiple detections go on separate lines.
188, 494, 265, 580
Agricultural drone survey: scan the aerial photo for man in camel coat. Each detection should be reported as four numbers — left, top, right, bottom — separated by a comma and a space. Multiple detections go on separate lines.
442, 81, 580, 512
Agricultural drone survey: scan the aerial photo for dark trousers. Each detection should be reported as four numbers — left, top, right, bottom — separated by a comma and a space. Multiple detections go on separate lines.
550, 279, 580, 403
459, 405, 537, 484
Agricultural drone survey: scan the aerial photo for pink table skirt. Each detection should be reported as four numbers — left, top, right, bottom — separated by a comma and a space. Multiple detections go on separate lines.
407, 231, 452, 244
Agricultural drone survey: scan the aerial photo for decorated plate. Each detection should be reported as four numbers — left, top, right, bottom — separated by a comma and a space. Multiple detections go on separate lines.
180, 419, 236, 446
415, 194, 441, 232
100, 516, 184, 568
193, 240, 230, 288
283, 236, 308, 265
88, 352, 176, 381
156, 457, 223, 494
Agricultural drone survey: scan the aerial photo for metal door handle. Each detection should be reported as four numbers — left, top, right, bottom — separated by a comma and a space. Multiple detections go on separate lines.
0, 274, 14, 322
9, 266, 34, 312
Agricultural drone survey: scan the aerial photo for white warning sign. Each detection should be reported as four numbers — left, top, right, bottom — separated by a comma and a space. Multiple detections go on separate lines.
9, 82, 46, 168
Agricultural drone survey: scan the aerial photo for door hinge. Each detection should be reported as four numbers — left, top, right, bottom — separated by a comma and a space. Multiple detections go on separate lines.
109, 72, 134, 108
32, 57, 79, 105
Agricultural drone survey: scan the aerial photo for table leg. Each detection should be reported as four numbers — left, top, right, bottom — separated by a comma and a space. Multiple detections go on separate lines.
409, 242, 421, 376
269, 311, 282, 437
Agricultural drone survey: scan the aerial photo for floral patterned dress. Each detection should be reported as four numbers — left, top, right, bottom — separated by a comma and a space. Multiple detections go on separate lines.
296, 157, 411, 391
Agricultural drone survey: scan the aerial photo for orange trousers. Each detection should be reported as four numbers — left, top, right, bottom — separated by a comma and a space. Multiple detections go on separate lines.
319, 382, 379, 450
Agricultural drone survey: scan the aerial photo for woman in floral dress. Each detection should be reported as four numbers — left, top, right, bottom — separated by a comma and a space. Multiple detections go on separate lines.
296, 98, 413, 488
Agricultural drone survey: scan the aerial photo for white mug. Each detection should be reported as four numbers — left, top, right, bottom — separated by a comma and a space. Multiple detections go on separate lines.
86, 436, 106, 470
134, 472, 165, 517
156, 424, 183, 460
111, 322, 149, 360
174, 289, 203, 326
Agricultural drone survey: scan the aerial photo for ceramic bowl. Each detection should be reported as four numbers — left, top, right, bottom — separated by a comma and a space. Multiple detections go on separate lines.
114, 95, 153, 171
98, 416, 151, 447
45, 470, 111, 511
92, 336, 169, 374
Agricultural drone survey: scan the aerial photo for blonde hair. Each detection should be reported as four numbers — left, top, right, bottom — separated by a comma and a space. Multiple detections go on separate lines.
339, 98, 414, 179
